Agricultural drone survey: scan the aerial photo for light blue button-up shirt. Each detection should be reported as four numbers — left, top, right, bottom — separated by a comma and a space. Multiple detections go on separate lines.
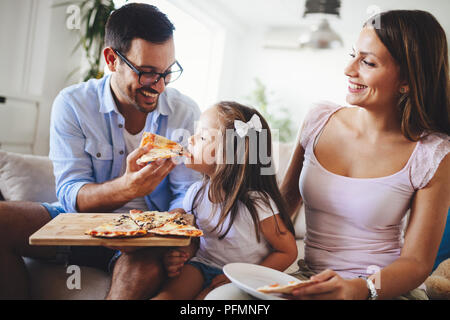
49, 75, 201, 213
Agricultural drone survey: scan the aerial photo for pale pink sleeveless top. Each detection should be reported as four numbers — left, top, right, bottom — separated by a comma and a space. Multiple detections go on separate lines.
299, 102, 450, 279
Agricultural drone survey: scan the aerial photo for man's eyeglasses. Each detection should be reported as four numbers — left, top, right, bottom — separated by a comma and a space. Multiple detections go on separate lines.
113, 49, 183, 86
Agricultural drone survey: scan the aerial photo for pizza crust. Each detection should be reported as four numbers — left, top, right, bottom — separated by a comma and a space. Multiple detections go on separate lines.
148, 221, 204, 237
85, 215, 147, 238
136, 132, 185, 164
136, 149, 182, 164
257, 279, 318, 294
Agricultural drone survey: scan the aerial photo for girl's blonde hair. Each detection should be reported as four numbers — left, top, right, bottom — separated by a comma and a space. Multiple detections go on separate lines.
190, 101, 295, 241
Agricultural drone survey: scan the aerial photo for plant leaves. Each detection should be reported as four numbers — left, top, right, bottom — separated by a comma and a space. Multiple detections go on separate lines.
246, 78, 295, 142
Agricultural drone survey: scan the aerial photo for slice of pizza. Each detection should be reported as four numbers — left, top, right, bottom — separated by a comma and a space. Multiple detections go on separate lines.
136, 132, 189, 164
148, 220, 204, 237
128, 209, 182, 231
257, 279, 318, 295
85, 215, 147, 238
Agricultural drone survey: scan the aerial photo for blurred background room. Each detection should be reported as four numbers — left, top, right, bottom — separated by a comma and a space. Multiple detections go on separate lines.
1, 0, 450, 155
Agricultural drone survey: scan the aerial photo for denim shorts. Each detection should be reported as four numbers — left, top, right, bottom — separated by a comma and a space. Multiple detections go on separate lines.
187, 261, 223, 289
41, 202, 119, 274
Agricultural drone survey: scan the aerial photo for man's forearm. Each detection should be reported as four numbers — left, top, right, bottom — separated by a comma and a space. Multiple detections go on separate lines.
76, 176, 133, 212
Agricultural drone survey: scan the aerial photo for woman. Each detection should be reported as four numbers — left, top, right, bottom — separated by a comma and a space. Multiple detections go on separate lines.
280, 10, 450, 300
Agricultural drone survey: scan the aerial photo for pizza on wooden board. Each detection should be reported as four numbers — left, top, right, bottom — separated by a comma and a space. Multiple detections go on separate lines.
257, 279, 318, 294
84, 215, 147, 238
148, 221, 204, 237
136, 132, 189, 165
128, 209, 182, 230
85, 210, 203, 238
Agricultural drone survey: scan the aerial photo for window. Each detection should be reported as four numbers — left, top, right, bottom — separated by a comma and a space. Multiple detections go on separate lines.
113, 0, 224, 110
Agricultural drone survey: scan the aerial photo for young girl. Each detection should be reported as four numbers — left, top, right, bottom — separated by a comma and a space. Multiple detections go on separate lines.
152, 101, 298, 300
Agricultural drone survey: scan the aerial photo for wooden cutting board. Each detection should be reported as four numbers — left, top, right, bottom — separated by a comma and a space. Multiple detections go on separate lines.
29, 213, 193, 247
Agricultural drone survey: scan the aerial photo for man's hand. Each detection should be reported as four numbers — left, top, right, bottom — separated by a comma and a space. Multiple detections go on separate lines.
163, 248, 189, 277
121, 146, 176, 200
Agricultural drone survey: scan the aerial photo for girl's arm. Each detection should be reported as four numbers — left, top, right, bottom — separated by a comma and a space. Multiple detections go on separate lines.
164, 238, 199, 278
259, 214, 298, 272
163, 212, 201, 278
291, 154, 450, 300
280, 129, 305, 218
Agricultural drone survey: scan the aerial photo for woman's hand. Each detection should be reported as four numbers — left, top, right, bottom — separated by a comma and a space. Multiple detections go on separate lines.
288, 269, 368, 300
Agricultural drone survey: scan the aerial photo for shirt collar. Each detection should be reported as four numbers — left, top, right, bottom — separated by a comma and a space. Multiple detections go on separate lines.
154, 89, 172, 116
99, 74, 118, 114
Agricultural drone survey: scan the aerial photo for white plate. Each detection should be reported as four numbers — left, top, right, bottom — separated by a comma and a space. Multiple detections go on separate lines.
223, 263, 300, 300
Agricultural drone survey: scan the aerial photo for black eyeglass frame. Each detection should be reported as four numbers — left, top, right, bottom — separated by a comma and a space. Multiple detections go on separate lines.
113, 49, 183, 85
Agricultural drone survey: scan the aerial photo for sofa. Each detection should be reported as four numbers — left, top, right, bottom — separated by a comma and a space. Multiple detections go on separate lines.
0, 143, 306, 300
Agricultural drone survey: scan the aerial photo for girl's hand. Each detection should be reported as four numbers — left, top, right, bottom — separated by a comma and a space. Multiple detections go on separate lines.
163, 249, 189, 278
169, 208, 186, 215
288, 269, 368, 300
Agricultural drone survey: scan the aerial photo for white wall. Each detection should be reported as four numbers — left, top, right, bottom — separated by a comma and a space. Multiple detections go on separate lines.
36, 1, 83, 155
0, 0, 82, 155
219, 29, 350, 128
194, 0, 450, 138
152, 0, 225, 110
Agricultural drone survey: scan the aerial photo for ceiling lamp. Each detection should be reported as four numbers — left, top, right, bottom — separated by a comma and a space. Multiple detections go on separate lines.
303, 0, 341, 17
300, 0, 343, 49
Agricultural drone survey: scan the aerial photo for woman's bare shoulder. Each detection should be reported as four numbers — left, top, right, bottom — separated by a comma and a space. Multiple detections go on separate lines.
322, 105, 358, 137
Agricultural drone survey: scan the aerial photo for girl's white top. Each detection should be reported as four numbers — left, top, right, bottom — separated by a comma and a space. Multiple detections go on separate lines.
183, 181, 279, 269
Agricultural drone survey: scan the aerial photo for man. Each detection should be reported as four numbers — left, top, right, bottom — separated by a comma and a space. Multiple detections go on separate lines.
0, 3, 200, 299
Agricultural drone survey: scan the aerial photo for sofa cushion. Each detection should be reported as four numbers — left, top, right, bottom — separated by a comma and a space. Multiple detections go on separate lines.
24, 258, 110, 300
0, 150, 57, 203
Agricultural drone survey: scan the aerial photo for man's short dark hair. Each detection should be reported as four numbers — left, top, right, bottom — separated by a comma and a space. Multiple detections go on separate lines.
105, 3, 175, 54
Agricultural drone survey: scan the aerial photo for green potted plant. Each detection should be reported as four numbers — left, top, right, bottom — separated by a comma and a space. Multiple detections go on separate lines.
246, 78, 295, 143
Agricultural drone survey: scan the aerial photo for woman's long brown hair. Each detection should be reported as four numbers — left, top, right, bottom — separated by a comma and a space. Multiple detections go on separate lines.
365, 10, 450, 141
191, 101, 295, 242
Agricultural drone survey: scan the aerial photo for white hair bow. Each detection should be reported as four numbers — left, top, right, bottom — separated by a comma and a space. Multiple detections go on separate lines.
234, 114, 263, 138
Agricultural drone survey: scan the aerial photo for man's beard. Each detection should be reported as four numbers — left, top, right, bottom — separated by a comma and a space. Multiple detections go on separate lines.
129, 87, 159, 114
